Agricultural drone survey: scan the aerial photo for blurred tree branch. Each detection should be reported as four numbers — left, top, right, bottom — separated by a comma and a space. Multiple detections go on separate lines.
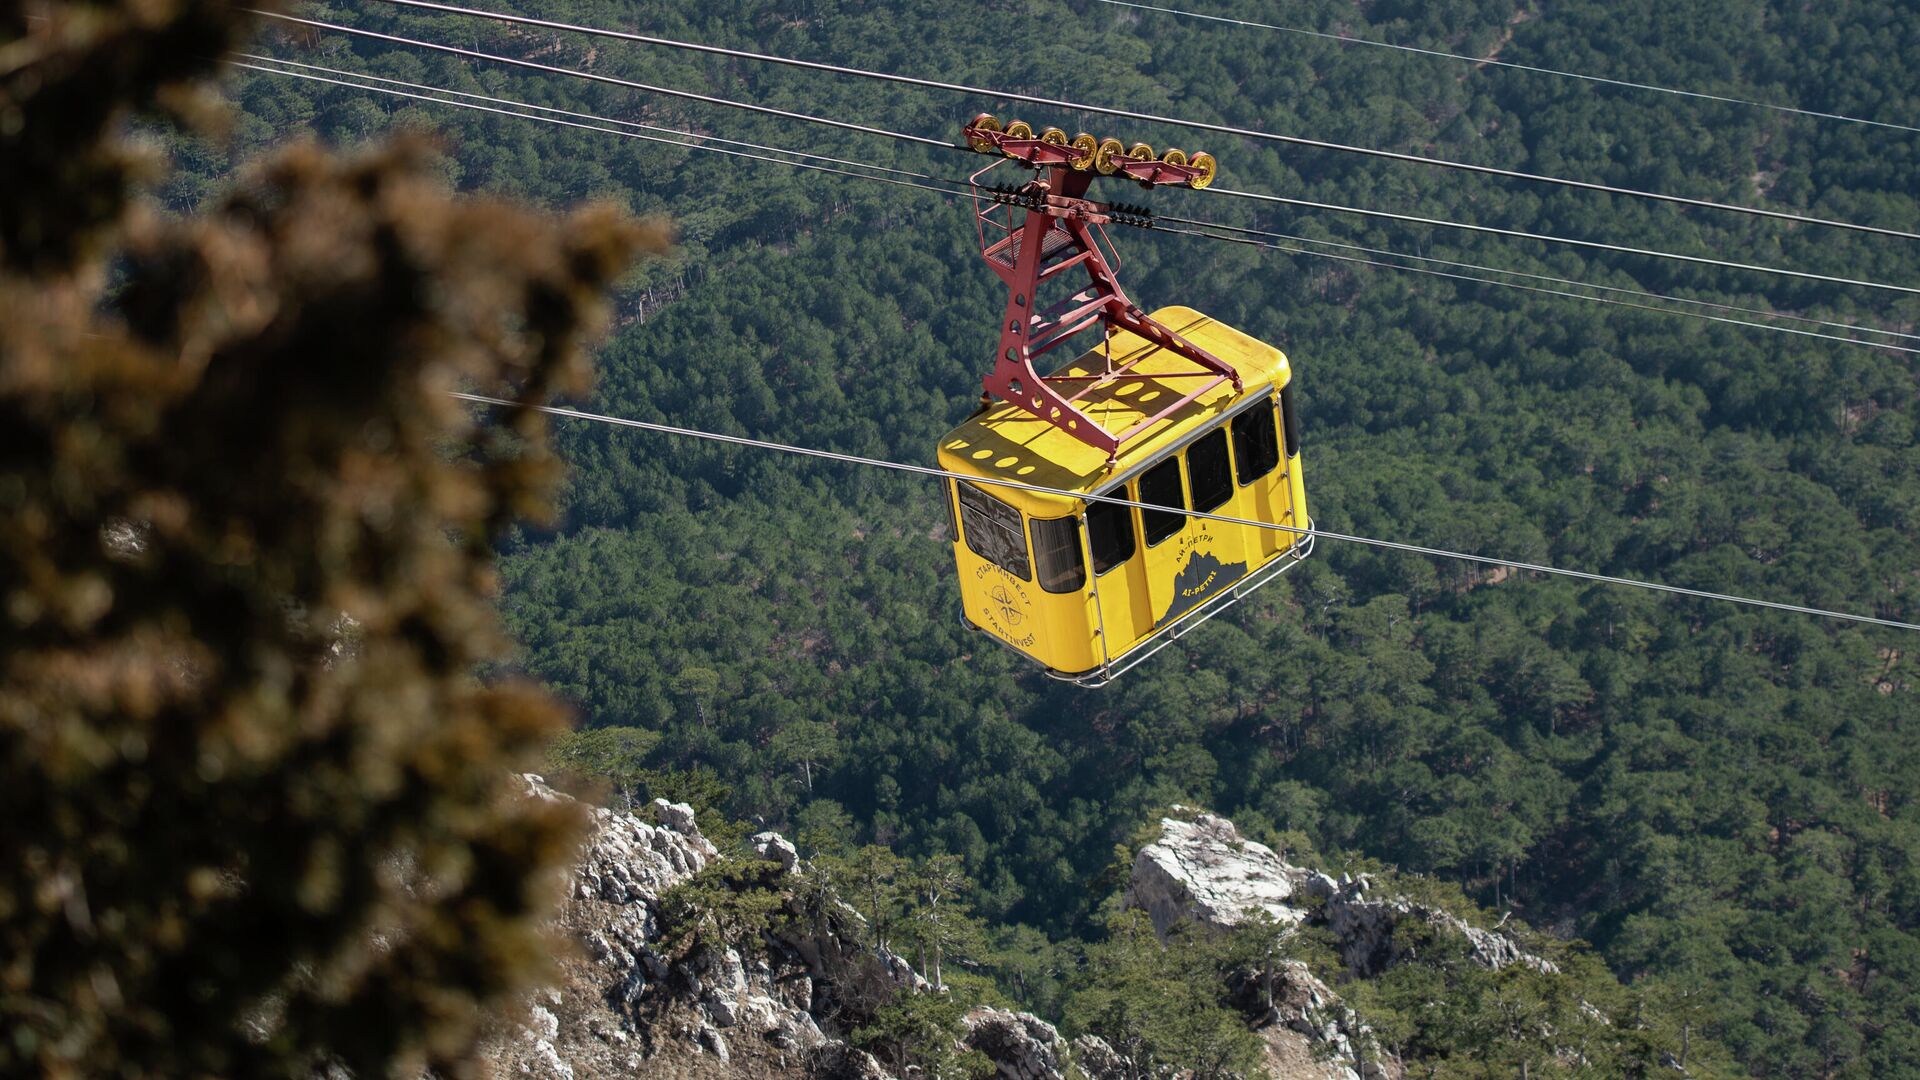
0, 2, 670, 1075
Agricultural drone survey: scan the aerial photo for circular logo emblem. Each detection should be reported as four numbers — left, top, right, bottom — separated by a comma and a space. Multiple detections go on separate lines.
987, 583, 1024, 627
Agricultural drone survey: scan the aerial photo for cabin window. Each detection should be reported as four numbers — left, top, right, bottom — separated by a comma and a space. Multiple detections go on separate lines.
957, 482, 1031, 579
1280, 382, 1301, 458
1086, 497, 1135, 575
1187, 428, 1232, 513
1233, 401, 1280, 485
1139, 458, 1186, 546
1031, 517, 1086, 594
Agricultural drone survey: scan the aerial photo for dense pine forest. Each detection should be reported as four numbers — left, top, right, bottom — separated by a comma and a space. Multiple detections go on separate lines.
183, 1, 1920, 1074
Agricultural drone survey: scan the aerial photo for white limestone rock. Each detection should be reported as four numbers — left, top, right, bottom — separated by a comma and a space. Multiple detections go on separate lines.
653, 798, 700, 836
567, 789, 714, 905
1122, 806, 1561, 1080
699, 1023, 731, 1063
500, 776, 916, 1079
1125, 809, 1311, 936
523, 1038, 573, 1080
1123, 807, 1553, 977
1069, 1034, 1131, 1080
753, 830, 800, 871
1322, 876, 1558, 977
963, 1006, 1069, 1080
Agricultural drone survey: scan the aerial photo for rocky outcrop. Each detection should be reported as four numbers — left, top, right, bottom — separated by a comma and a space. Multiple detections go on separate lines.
483, 778, 846, 1078
963, 1007, 1068, 1080
1320, 873, 1557, 977
1070, 1033, 1132, 1080
490, 776, 1077, 1080
1126, 808, 1549, 977
1126, 811, 1308, 936
754, 830, 800, 871
497, 785, 1564, 1080
1124, 808, 1556, 1080
959, 1008, 1134, 1080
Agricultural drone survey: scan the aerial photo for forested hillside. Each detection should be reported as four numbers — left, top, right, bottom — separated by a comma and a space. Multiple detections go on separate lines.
191, 1, 1920, 1074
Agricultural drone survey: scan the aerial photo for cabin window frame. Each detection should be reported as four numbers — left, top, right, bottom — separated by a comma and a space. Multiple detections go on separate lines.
956, 481, 1032, 580
1186, 427, 1234, 514
1280, 381, 1301, 459
1137, 457, 1188, 547
1031, 515, 1087, 594
1232, 399, 1282, 487
1084, 495, 1136, 576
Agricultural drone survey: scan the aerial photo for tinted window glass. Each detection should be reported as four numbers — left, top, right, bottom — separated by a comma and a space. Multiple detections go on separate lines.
1031, 517, 1086, 593
957, 482, 1030, 579
1233, 402, 1280, 485
1139, 458, 1186, 546
940, 479, 959, 541
1086, 497, 1135, 575
1280, 382, 1301, 458
1187, 429, 1232, 512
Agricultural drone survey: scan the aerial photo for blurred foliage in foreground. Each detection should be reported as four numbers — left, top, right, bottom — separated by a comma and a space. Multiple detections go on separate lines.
0, 1, 664, 1075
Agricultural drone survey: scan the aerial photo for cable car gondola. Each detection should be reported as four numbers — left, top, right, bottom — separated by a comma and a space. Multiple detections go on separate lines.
938, 117, 1311, 687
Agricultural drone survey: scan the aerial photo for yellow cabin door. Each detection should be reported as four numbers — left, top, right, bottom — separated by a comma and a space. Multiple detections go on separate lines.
1179, 426, 1251, 618
1231, 397, 1293, 564
1133, 460, 1189, 628
1160, 523, 1249, 627
1083, 496, 1150, 664
1154, 429, 1250, 628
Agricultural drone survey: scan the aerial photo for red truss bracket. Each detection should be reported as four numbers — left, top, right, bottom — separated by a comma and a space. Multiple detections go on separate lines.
963, 113, 1218, 189
968, 155, 1240, 465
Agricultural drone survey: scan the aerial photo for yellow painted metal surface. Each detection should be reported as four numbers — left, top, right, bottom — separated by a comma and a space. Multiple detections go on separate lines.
936, 307, 1308, 678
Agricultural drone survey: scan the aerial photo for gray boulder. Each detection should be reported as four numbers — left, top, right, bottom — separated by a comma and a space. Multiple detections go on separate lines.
963, 1006, 1069, 1080
753, 830, 800, 871
1125, 809, 1311, 936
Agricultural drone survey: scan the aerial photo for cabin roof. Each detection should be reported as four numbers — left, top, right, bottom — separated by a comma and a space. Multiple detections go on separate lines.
936, 307, 1289, 517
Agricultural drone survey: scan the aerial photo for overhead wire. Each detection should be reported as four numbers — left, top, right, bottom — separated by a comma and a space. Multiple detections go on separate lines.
1155, 222, 1920, 353
1203, 185, 1920, 298
343, 0, 1920, 241
255, 11, 1920, 300
1093, 0, 1920, 135
252, 12, 955, 150
236, 54, 970, 189
231, 61, 965, 199
1156, 214, 1920, 349
235, 58, 1916, 353
451, 392, 1920, 634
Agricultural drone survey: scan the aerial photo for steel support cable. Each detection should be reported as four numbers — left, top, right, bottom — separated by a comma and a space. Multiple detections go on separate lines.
231, 56, 1916, 625
1157, 223, 1920, 354
347, 0, 1920, 241
239, 54, 971, 189
1093, 0, 1920, 135
260, 13, 1920, 299
1157, 213, 1920, 346
251, 11, 955, 150
232, 61, 966, 199
450, 392, 1920, 633
240, 61, 1916, 353
1206, 185, 1920, 297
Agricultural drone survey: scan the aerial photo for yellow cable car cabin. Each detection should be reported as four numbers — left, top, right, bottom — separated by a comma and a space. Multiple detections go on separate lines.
937, 306, 1310, 686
